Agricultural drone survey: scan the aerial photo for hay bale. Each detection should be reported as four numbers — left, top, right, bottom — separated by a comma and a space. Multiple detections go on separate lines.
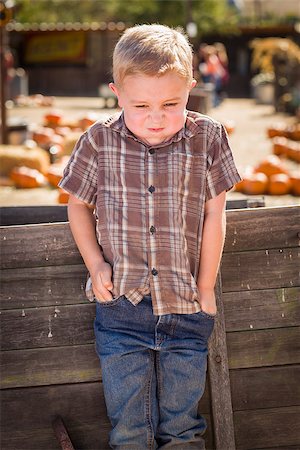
0, 145, 50, 176
61, 131, 82, 156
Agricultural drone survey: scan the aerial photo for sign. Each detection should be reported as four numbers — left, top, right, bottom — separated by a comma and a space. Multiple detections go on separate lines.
24, 31, 86, 64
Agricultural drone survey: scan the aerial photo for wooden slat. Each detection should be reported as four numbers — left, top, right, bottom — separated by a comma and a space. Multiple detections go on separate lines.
0, 382, 213, 449
0, 265, 87, 309
234, 406, 300, 449
1, 382, 111, 450
224, 205, 300, 252
0, 222, 82, 269
0, 344, 101, 389
0, 205, 68, 226
223, 287, 300, 331
230, 365, 300, 411
227, 326, 300, 369
0, 303, 95, 351
0, 200, 264, 227
221, 247, 299, 292
1, 206, 299, 270
208, 274, 235, 450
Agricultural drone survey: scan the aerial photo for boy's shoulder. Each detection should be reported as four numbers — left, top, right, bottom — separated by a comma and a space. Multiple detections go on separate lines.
186, 110, 222, 136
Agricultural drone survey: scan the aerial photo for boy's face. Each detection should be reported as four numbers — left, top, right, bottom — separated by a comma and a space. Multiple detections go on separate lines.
110, 72, 196, 146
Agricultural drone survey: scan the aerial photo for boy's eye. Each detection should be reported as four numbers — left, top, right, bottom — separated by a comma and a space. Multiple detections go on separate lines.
135, 105, 147, 108
164, 103, 178, 107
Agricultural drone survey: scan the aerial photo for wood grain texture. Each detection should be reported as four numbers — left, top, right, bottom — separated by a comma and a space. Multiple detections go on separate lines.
234, 406, 300, 449
208, 274, 235, 450
0, 344, 101, 389
0, 222, 82, 269
221, 247, 299, 292
227, 326, 300, 369
0, 205, 68, 226
0, 264, 87, 309
224, 205, 300, 252
223, 287, 300, 331
230, 365, 300, 411
0, 303, 96, 351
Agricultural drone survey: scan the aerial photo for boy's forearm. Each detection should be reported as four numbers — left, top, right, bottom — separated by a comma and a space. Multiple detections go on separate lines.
67, 200, 105, 274
197, 208, 226, 294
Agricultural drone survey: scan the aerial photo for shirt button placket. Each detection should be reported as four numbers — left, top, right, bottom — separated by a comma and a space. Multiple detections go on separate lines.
147, 147, 159, 284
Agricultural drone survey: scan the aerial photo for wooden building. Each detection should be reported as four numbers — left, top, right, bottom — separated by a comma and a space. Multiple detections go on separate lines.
5, 21, 300, 98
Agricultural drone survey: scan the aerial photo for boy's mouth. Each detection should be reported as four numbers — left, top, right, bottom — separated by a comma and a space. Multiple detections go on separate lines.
148, 128, 164, 132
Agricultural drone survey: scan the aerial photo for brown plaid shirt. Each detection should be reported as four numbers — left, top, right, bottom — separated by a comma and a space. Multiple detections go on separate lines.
59, 111, 241, 315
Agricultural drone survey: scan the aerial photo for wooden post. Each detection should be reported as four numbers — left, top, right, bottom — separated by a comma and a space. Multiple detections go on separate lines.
0, 23, 8, 144
208, 273, 236, 450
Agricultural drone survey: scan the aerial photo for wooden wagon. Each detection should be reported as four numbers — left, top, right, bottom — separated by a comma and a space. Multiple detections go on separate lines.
0, 203, 299, 449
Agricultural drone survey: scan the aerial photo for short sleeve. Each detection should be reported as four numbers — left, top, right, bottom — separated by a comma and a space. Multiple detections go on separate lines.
206, 123, 241, 201
58, 130, 98, 205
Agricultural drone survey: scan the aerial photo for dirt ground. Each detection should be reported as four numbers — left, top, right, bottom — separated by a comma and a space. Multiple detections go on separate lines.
0, 96, 299, 208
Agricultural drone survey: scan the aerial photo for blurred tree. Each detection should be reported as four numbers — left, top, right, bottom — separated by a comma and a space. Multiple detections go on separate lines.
14, 0, 239, 36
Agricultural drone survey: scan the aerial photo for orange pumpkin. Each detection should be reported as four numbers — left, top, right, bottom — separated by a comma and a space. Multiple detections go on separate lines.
241, 171, 268, 195
290, 173, 300, 196
254, 155, 289, 177
78, 113, 98, 131
266, 123, 287, 139
32, 127, 55, 147
223, 120, 235, 135
44, 111, 62, 127
272, 137, 288, 157
46, 165, 64, 187
289, 124, 300, 141
57, 188, 70, 204
268, 174, 292, 195
286, 141, 300, 163
10, 166, 46, 188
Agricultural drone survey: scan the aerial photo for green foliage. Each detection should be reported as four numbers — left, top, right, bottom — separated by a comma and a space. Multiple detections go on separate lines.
14, 0, 239, 36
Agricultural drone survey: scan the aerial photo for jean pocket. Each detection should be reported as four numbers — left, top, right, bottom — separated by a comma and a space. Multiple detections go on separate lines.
95, 295, 126, 308
198, 310, 216, 320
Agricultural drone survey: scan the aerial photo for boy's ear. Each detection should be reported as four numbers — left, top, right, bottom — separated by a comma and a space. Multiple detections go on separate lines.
109, 82, 123, 108
190, 79, 197, 90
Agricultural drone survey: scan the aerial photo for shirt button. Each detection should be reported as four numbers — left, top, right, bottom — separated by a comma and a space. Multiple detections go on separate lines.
149, 148, 155, 155
150, 225, 156, 234
148, 185, 155, 193
151, 268, 158, 276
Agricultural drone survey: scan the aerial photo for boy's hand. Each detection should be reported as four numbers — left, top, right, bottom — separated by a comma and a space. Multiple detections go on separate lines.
90, 261, 114, 302
198, 288, 217, 316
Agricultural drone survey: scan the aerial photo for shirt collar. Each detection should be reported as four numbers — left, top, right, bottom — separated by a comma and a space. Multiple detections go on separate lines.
107, 110, 203, 148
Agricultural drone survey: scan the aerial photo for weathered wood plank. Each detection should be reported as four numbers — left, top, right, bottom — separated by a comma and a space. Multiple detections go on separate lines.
1, 382, 111, 450
230, 365, 300, 411
208, 274, 235, 450
234, 406, 300, 449
0, 382, 213, 449
227, 326, 300, 369
221, 247, 299, 292
0, 344, 101, 389
0, 222, 82, 269
0, 205, 68, 226
0, 200, 261, 227
0, 303, 96, 351
1, 206, 299, 270
223, 287, 300, 331
0, 265, 87, 309
224, 205, 300, 252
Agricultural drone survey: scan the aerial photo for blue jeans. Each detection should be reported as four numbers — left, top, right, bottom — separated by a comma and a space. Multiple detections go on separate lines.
94, 295, 215, 449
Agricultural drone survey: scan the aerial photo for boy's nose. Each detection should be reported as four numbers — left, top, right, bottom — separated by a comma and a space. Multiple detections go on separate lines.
150, 111, 164, 123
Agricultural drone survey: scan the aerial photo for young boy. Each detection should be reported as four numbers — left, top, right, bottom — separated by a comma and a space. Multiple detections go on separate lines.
59, 24, 241, 449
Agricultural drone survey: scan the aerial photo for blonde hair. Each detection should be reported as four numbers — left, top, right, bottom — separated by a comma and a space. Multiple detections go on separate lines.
112, 24, 194, 86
